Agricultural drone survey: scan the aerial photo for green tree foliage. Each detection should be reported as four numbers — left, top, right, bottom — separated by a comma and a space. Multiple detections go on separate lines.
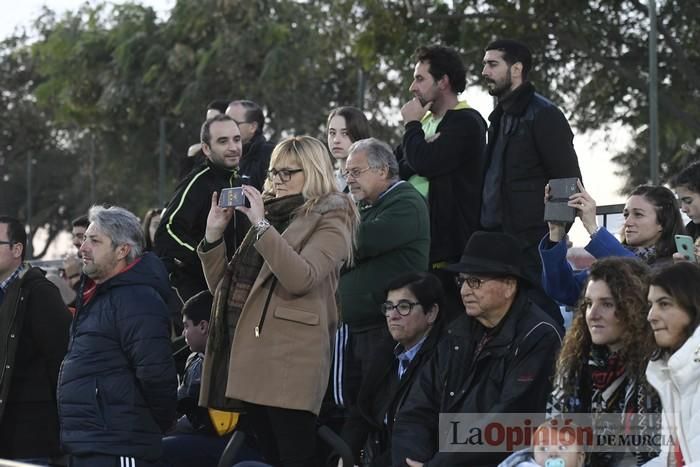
1, 0, 698, 257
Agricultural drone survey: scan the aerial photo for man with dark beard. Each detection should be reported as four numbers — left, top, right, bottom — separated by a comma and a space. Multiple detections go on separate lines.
395, 45, 487, 323
480, 39, 581, 326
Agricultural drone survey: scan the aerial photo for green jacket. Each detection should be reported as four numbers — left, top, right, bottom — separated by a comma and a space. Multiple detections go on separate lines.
339, 181, 430, 329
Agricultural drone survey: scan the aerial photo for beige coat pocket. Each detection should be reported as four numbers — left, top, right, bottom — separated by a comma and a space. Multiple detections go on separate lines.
273, 306, 320, 326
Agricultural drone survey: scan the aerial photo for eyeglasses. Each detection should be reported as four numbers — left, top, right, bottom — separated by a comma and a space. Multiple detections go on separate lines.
267, 168, 303, 182
455, 275, 498, 289
341, 167, 372, 179
0, 240, 13, 246
233, 120, 251, 126
381, 300, 421, 316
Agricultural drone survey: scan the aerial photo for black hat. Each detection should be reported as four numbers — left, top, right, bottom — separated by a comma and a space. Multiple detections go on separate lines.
446, 231, 527, 281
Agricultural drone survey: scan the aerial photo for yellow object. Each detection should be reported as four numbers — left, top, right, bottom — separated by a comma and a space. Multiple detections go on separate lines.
208, 409, 239, 436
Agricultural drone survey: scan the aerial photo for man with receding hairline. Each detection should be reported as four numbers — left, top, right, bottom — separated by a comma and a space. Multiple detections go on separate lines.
155, 114, 247, 303
226, 99, 275, 191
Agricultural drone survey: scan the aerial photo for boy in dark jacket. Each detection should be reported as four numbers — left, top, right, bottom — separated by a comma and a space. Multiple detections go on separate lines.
161, 290, 234, 467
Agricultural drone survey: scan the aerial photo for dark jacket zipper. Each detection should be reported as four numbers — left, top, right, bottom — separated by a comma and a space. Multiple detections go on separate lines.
0, 294, 23, 395
254, 278, 277, 337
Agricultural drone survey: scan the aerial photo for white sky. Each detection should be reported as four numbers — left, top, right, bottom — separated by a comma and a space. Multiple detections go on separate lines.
0, 0, 174, 39
4, 0, 630, 257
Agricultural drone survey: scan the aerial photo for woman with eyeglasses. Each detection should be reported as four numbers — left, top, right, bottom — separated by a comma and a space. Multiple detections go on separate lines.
341, 272, 444, 467
197, 136, 359, 467
549, 257, 661, 466
327, 106, 371, 192
540, 183, 685, 307
643, 262, 700, 466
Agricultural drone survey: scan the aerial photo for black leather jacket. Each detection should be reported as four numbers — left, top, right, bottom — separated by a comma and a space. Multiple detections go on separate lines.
392, 292, 563, 466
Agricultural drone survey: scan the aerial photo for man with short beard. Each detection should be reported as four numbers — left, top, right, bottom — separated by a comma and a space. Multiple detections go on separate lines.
480, 39, 581, 324
155, 114, 247, 303
396, 45, 487, 323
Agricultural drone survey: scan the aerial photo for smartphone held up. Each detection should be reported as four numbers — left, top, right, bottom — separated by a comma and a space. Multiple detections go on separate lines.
218, 187, 245, 208
544, 178, 580, 223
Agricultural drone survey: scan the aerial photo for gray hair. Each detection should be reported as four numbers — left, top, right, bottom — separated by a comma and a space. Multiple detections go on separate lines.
348, 137, 399, 180
88, 205, 144, 263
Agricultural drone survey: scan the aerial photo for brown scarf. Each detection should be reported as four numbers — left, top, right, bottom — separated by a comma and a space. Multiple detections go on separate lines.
209, 193, 305, 352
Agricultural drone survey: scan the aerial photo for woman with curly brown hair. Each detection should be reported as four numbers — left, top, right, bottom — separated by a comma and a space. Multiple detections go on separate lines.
549, 257, 661, 466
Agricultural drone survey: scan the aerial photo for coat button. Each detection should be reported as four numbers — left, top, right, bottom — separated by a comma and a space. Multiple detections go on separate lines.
5, 365, 9, 369
10, 334, 15, 338
454, 345, 459, 350
449, 391, 455, 396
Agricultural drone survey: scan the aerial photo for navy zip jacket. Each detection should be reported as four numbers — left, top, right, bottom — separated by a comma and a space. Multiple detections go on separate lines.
58, 252, 177, 461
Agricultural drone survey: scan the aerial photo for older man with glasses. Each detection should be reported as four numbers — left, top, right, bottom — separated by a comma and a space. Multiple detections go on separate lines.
392, 231, 563, 467
327, 137, 430, 441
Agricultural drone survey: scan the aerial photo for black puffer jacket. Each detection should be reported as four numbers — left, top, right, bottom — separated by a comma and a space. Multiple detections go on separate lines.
58, 253, 177, 461
391, 292, 563, 466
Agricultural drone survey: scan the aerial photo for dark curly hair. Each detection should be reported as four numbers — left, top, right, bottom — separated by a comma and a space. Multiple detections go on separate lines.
414, 45, 467, 94
554, 257, 656, 397
620, 185, 685, 259
671, 160, 700, 194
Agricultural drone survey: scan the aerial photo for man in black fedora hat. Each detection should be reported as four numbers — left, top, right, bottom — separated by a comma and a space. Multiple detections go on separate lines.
392, 231, 563, 467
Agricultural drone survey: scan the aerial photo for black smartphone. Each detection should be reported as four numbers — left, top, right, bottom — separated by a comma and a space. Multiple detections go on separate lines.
544, 177, 580, 223
218, 187, 245, 208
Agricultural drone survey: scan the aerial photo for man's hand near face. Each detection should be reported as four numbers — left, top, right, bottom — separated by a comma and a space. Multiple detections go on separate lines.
401, 97, 432, 124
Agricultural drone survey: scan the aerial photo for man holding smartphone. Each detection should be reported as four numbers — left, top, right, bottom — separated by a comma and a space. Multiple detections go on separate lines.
155, 114, 248, 303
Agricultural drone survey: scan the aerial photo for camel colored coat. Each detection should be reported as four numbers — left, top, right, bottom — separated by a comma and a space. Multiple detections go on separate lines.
198, 193, 354, 415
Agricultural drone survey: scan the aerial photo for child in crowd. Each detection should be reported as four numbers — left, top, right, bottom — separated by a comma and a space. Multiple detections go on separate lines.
671, 160, 700, 241
499, 419, 586, 467
161, 290, 233, 467
326, 106, 370, 192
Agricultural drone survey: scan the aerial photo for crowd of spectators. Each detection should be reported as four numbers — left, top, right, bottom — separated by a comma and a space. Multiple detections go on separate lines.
1, 39, 700, 467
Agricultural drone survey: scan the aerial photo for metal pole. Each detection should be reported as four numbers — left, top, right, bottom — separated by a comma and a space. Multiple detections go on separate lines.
89, 135, 96, 203
159, 117, 166, 206
356, 68, 366, 111
648, 0, 659, 184
25, 152, 33, 258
